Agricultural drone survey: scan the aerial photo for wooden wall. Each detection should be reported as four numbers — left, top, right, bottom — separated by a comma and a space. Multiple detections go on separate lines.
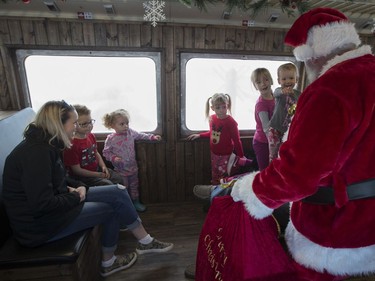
0, 17, 373, 203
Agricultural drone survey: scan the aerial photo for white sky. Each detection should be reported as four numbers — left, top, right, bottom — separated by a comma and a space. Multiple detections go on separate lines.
25, 55, 290, 132
25, 56, 157, 132
186, 58, 288, 130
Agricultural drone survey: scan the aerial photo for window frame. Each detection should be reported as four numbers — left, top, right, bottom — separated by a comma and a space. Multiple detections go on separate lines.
179, 51, 299, 138
15, 48, 163, 136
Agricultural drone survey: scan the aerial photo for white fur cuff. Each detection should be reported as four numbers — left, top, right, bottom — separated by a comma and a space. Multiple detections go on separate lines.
231, 172, 273, 219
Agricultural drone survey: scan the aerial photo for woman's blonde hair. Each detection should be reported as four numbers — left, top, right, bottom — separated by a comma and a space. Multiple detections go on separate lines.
28, 100, 75, 149
205, 93, 232, 118
103, 109, 130, 129
250, 68, 273, 89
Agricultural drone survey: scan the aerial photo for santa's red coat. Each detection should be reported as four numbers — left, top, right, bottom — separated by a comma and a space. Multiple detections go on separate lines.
232, 45, 375, 277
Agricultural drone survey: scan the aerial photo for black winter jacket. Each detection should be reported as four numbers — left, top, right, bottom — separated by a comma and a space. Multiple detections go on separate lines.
2, 124, 83, 247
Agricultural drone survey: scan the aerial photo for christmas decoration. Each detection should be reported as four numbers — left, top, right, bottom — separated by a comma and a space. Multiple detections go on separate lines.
143, 0, 166, 27
1, 0, 66, 3
279, 0, 310, 17
179, 0, 310, 18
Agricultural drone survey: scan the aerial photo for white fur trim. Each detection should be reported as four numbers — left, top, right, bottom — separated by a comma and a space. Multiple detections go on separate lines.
320, 45, 372, 76
293, 21, 361, 61
230, 172, 273, 219
293, 44, 314, 61
286, 222, 375, 276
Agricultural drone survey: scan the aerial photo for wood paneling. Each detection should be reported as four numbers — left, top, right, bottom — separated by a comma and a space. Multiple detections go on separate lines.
1, 17, 374, 204
71, 22, 85, 46
7, 20, 22, 44
33, 20, 49, 45
45, 20, 60, 45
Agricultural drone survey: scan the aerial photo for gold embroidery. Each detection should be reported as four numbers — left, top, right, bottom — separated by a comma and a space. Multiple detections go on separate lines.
204, 227, 228, 280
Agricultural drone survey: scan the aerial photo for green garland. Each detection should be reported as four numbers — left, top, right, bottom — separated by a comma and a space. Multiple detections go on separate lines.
1, 0, 309, 18
179, 0, 310, 17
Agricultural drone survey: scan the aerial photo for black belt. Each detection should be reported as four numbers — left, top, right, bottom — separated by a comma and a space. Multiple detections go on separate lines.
303, 178, 375, 205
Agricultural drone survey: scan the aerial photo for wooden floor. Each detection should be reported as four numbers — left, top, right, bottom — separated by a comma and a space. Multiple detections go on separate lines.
104, 200, 375, 281
105, 200, 208, 281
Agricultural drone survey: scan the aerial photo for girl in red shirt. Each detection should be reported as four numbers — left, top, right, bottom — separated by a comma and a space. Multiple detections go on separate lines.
188, 93, 250, 185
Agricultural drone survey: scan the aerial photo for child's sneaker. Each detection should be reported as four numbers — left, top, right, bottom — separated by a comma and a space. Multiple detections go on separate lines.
238, 157, 253, 166
227, 153, 241, 176
133, 199, 147, 212
227, 154, 253, 176
117, 184, 126, 190
100, 252, 137, 277
136, 239, 174, 255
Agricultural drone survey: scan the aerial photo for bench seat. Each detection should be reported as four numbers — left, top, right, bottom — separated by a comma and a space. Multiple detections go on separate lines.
0, 227, 101, 281
0, 108, 101, 281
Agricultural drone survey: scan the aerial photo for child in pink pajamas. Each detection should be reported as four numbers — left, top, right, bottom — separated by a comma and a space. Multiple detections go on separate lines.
102, 109, 161, 212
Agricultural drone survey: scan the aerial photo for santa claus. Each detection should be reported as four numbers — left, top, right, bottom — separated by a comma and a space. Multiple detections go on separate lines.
231, 7, 375, 281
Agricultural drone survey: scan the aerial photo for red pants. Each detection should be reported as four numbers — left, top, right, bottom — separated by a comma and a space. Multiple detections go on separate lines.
210, 152, 231, 185
268, 127, 284, 162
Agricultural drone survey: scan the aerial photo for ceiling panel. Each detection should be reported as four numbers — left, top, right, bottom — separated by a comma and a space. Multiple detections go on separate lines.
0, 0, 373, 34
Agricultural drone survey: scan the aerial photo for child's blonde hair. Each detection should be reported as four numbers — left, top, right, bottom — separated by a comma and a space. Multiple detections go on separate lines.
277, 62, 298, 78
205, 93, 232, 118
250, 68, 273, 89
103, 109, 130, 129
73, 104, 91, 116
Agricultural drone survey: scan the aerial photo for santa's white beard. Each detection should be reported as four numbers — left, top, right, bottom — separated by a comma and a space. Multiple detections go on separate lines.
305, 63, 319, 83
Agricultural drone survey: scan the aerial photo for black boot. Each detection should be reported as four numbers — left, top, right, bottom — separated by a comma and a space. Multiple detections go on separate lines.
184, 263, 195, 279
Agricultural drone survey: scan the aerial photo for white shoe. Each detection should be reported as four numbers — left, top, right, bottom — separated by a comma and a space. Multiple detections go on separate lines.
227, 153, 240, 176
117, 184, 126, 190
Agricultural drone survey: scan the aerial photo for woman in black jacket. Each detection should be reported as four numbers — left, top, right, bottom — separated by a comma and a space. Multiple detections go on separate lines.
2, 100, 173, 277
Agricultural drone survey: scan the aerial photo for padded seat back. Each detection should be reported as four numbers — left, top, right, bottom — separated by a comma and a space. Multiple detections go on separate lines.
0, 108, 36, 247
0, 108, 36, 191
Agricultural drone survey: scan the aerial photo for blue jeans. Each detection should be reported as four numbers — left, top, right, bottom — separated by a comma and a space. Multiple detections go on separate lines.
48, 185, 141, 254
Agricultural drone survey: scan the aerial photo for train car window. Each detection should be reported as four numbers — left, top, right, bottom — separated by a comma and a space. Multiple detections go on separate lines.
16, 50, 162, 134
180, 52, 297, 136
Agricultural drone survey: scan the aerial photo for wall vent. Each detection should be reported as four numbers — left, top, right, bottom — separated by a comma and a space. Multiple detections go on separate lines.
222, 11, 231, 20
104, 4, 116, 15
359, 20, 374, 29
268, 13, 279, 23
43, 1, 60, 12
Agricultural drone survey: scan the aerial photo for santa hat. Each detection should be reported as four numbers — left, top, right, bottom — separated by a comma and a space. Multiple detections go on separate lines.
284, 8, 361, 61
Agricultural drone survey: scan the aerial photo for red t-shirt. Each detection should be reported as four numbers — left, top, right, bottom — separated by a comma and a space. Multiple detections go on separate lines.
64, 133, 99, 174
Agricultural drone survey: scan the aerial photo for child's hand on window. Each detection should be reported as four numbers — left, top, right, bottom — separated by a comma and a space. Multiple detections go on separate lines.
186, 134, 200, 141
152, 135, 162, 141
